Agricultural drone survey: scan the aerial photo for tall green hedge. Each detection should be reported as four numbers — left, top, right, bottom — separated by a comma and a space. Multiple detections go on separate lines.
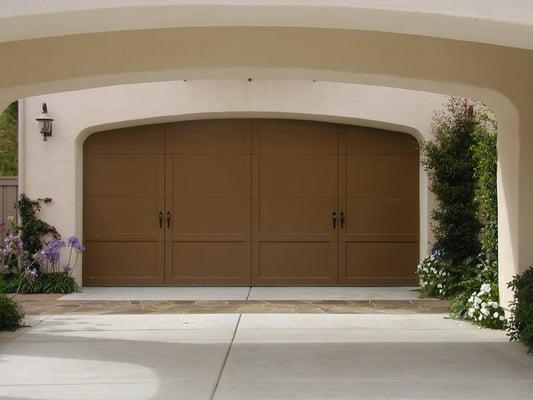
423, 98, 481, 269
473, 111, 498, 268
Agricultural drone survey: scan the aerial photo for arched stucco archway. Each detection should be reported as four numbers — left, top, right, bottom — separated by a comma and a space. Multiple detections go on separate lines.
3, 2, 531, 306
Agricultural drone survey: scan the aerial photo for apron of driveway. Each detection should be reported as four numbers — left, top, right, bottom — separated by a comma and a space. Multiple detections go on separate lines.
1, 288, 532, 399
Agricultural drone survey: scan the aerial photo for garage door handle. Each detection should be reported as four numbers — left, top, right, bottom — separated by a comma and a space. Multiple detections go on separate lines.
166, 211, 171, 229
340, 211, 345, 230
331, 211, 337, 230
158, 211, 163, 229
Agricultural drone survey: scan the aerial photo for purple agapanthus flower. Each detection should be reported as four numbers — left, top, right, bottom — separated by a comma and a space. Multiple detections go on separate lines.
34, 239, 66, 264
67, 236, 85, 252
3, 233, 24, 256
24, 267, 38, 281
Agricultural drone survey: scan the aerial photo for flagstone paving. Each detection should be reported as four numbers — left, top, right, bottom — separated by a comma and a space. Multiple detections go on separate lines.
13, 293, 449, 315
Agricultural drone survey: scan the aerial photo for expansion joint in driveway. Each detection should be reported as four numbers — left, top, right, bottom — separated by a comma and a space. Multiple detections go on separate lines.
211, 313, 242, 400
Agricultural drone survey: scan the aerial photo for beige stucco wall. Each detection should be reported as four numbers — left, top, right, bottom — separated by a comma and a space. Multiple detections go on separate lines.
1, 1, 531, 307
1, 1, 532, 49
19, 80, 447, 284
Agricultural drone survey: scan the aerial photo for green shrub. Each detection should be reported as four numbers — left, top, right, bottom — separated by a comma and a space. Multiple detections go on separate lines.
507, 267, 533, 352
472, 108, 498, 267
423, 98, 481, 266
419, 98, 503, 331
3, 272, 78, 294
449, 104, 503, 328
0, 293, 24, 330
38, 272, 78, 294
0, 102, 18, 176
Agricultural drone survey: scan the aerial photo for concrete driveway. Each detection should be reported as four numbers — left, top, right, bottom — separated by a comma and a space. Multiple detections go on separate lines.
1, 313, 532, 400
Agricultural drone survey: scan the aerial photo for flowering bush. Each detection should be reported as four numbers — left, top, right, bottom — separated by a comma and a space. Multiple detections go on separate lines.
416, 251, 456, 298
31, 236, 85, 275
3, 236, 84, 294
0, 203, 84, 294
451, 256, 506, 329
464, 282, 505, 328
0, 217, 23, 272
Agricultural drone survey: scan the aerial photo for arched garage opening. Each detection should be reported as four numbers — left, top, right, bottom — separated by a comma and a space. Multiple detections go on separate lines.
82, 119, 419, 286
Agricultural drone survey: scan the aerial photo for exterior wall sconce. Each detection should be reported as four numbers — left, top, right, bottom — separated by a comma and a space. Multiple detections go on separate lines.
36, 103, 53, 142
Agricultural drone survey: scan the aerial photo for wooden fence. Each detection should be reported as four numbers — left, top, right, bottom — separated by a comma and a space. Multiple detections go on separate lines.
0, 176, 18, 241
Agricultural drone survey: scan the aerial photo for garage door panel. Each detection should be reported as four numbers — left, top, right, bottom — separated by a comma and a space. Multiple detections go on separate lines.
346, 198, 418, 235
340, 127, 419, 285
260, 155, 337, 197
172, 198, 250, 235
257, 242, 337, 282
85, 154, 159, 197
168, 119, 252, 154
346, 154, 418, 198
83, 241, 163, 283
85, 127, 160, 154
85, 197, 160, 236
165, 121, 252, 284
259, 120, 338, 154
168, 242, 249, 281
343, 242, 418, 283
259, 198, 336, 234
83, 127, 165, 285
253, 120, 338, 285
170, 155, 251, 197
346, 127, 419, 155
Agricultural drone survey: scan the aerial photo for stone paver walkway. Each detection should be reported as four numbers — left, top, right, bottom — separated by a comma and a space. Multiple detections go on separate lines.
13, 293, 449, 315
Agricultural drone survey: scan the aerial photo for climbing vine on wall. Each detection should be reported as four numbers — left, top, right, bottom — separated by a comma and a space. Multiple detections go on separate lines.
15, 194, 60, 257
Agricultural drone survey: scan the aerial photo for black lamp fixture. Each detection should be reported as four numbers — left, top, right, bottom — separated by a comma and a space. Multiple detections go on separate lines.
36, 103, 53, 142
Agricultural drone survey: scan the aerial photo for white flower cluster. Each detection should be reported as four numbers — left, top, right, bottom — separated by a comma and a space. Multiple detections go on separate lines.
416, 252, 449, 296
467, 282, 505, 324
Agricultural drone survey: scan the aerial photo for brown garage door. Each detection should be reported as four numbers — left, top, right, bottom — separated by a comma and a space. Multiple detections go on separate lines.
83, 119, 418, 285
164, 120, 252, 284
252, 120, 338, 285
83, 125, 165, 285
339, 126, 419, 285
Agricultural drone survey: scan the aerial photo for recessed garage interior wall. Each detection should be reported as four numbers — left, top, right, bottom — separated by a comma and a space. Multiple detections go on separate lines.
19, 80, 447, 286
83, 119, 419, 286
